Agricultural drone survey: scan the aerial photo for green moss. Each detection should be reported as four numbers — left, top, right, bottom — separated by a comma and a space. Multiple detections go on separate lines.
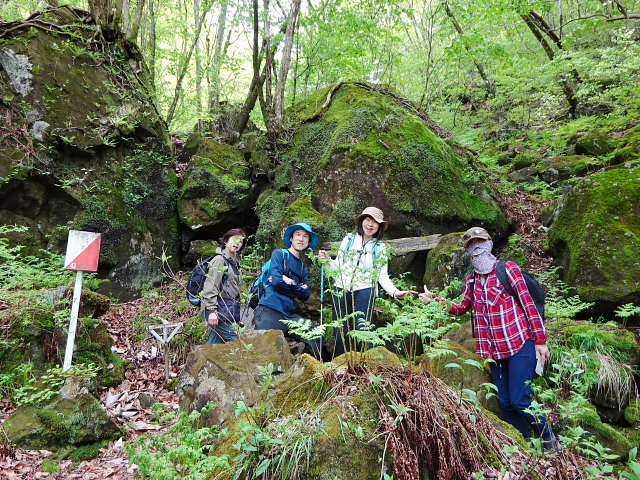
564, 324, 639, 363
624, 399, 640, 427
548, 165, 640, 304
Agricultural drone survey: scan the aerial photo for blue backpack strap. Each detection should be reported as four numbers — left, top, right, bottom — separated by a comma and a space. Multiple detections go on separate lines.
345, 233, 355, 252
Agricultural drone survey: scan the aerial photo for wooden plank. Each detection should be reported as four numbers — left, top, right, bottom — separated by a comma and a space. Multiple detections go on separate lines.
320, 234, 442, 256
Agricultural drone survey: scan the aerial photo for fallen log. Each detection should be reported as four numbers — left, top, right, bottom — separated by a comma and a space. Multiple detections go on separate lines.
320, 234, 442, 256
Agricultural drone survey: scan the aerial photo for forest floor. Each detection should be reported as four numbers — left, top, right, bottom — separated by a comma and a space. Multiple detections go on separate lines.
0, 189, 550, 479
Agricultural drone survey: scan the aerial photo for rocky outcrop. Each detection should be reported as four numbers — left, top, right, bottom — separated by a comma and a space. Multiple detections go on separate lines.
547, 163, 640, 317
175, 329, 293, 427
256, 82, 510, 248
0, 7, 179, 300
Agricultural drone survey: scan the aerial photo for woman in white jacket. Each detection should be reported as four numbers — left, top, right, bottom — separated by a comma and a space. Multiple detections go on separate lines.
318, 207, 415, 356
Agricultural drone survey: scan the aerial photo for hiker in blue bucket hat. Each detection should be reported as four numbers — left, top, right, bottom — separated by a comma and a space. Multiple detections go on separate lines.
253, 223, 322, 358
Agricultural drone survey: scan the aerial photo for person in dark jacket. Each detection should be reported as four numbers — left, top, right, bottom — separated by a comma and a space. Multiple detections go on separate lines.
253, 223, 322, 358
420, 227, 559, 452
201, 228, 246, 344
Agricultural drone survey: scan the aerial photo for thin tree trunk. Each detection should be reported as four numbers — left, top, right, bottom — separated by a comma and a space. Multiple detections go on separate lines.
208, 1, 228, 133
521, 10, 580, 116
194, 0, 203, 132
442, 1, 495, 96
166, 0, 213, 126
273, 0, 301, 131
127, 0, 146, 42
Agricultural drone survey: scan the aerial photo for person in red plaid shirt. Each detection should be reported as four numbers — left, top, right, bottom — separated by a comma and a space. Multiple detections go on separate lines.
421, 227, 559, 452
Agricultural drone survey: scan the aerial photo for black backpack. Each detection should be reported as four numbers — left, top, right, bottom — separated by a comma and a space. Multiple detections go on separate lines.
496, 260, 545, 320
187, 254, 234, 306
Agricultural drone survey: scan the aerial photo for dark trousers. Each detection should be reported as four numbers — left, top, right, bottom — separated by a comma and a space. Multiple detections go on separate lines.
203, 308, 239, 345
253, 305, 322, 359
332, 287, 375, 357
490, 339, 551, 441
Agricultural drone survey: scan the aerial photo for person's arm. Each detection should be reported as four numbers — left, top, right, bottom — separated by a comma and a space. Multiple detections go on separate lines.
201, 256, 226, 327
420, 275, 474, 315
504, 261, 547, 345
269, 250, 311, 301
375, 244, 417, 299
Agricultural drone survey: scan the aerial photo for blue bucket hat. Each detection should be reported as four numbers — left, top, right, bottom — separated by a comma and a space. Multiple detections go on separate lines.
284, 222, 319, 250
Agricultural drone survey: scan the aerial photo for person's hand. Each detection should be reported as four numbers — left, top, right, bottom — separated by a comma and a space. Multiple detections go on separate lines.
283, 274, 293, 285
395, 290, 418, 299
536, 344, 550, 366
317, 250, 330, 260
300, 283, 308, 289
419, 285, 434, 304
208, 311, 219, 327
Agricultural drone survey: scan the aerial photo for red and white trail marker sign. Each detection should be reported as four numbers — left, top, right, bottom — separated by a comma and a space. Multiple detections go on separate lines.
63, 230, 102, 371
65, 230, 101, 272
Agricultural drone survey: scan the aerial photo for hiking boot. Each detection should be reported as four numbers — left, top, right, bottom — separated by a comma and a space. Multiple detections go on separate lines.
542, 432, 561, 453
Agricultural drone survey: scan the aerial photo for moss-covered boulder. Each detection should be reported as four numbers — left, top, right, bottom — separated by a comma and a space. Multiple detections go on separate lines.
548, 164, 640, 317
424, 232, 472, 294
260, 82, 509, 244
571, 409, 633, 462
572, 130, 621, 157
538, 155, 605, 183
0, 7, 179, 300
179, 134, 256, 235
3, 376, 124, 451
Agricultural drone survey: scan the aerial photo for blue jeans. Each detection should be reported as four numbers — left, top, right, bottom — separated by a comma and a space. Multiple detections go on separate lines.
332, 288, 375, 356
204, 308, 239, 345
490, 339, 551, 441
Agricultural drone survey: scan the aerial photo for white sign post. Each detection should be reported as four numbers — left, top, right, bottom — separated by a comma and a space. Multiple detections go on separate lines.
63, 230, 101, 371
148, 318, 183, 380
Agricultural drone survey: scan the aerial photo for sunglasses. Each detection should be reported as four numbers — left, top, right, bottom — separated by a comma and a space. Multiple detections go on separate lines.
462, 229, 487, 240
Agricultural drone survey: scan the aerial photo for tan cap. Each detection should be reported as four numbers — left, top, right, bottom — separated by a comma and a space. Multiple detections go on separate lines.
462, 227, 491, 247
354, 207, 388, 228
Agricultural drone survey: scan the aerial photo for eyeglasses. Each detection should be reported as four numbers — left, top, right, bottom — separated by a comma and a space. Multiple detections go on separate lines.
462, 229, 487, 240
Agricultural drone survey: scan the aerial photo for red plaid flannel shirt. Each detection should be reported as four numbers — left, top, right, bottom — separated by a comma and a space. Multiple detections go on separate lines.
449, 261, 547, 360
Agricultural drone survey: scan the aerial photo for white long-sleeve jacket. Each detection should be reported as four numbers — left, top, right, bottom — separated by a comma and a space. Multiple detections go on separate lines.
327, 233, 398, 296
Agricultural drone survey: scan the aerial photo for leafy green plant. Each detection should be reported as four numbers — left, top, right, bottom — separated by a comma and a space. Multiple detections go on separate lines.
127, 402, 230, 480
13, 363, 98, 407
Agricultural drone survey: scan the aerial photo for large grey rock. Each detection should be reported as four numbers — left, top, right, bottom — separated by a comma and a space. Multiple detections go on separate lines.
175, 329, 293, 427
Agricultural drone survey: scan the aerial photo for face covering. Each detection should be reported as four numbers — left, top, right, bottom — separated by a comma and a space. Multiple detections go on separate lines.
467, 240, 497, 275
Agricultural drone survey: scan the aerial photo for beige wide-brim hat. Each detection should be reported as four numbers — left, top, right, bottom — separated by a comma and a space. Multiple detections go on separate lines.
462, 227, 492, 248
354, 207, 388, 229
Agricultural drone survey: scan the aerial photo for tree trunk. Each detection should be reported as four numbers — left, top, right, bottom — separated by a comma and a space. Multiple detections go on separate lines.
207, 1, 228, 133
127, 0, 146, 42
166, 0, 213, 126
520, 10, 580, 117
273, 0, 302, 132
194, 0, 203, 132
442, 1, 495, 96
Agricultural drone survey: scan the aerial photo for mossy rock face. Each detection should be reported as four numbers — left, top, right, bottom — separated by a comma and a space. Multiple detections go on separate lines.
563, 323, 640, 365
175, 330, 293, 427
179, 134, 255, 232
572, 130, 621, 157
424, 232, 472, 294
538, 155, 606, 183
624, 399, 640, 427
573, 409, 633, 462
263, 82, 509, 244
612, 125, 640, 163
0, 8, 180, 301
548, 165, 640, 316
